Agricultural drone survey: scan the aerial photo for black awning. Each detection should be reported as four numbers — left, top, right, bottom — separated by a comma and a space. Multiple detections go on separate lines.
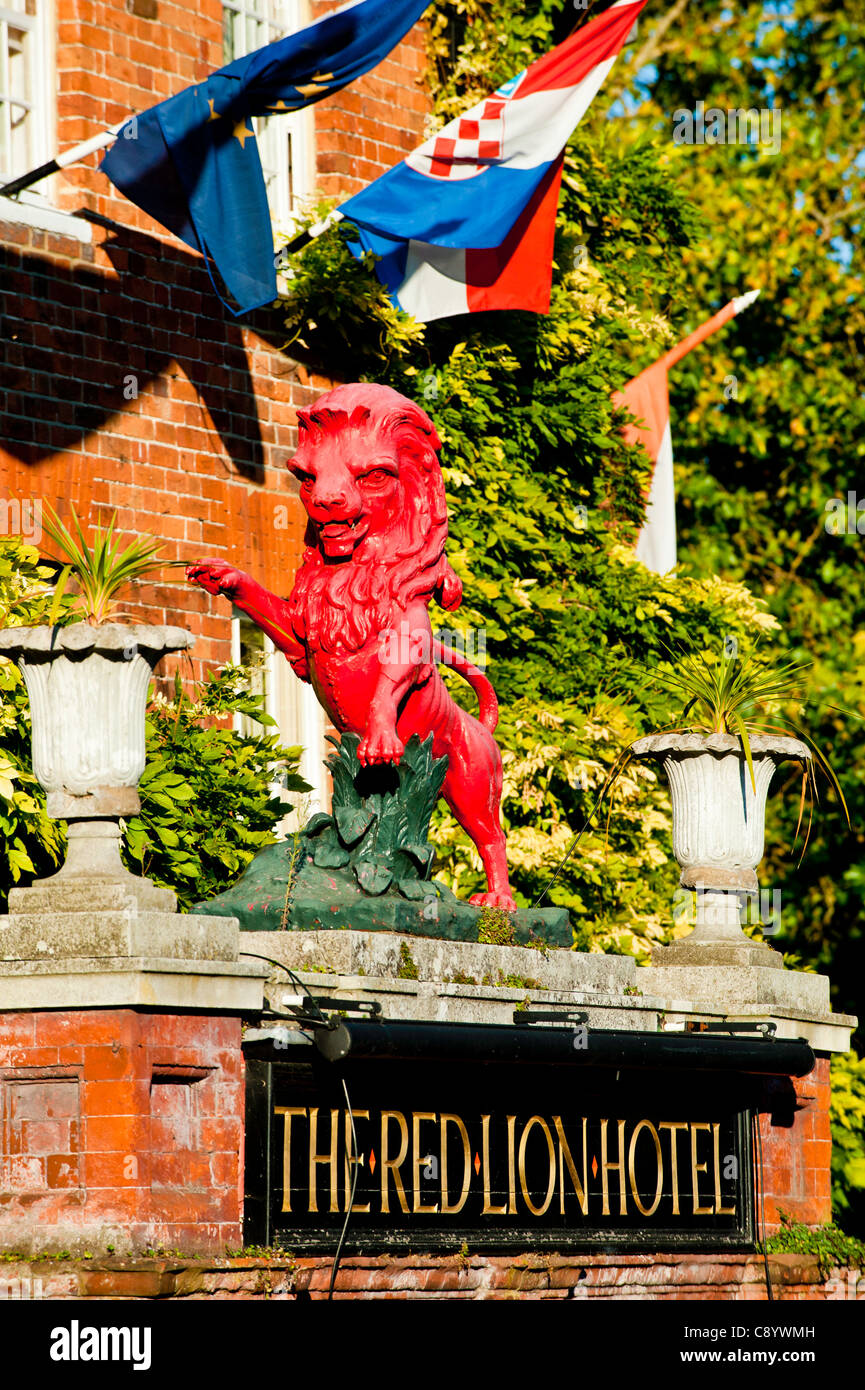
245, 1020, 815, 1078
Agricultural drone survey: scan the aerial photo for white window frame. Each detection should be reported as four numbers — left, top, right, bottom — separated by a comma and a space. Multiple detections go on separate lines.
231, 610, 329, 831
221, 0, 314, 230
0, 0, 55, 191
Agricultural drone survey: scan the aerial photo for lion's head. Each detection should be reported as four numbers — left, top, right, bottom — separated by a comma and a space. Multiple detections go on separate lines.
285, 383, 462, 654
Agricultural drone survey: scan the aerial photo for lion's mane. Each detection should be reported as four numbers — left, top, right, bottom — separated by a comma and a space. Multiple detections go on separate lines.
284, 383, 463, 655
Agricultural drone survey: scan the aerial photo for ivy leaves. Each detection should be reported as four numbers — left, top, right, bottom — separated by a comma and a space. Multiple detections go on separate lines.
122, 667, 310, 909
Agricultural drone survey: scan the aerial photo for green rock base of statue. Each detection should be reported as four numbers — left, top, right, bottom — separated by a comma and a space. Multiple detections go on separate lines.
194, 733, 571, 948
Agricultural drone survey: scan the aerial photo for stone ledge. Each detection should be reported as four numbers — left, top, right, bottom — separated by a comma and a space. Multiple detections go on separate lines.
0, 956, 268, 1012
0, 195, 94, 241
241, 927, 637, 992
0, 912, 239, 963
243, 929, 854, 1047
265, 971, 663, 1029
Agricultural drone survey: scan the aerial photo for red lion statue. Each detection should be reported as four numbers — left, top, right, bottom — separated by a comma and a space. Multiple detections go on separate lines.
187, 382, 515, 909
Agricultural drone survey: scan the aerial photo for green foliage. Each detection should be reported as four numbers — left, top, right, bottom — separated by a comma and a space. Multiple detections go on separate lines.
277, 6, 780, 959
0, 538, 68, 898
608, 0, 865, 1019
124, 666, 309, 911
301, 733, 447, 896
766, 1214, 865, 1273
831, 1052, 865, 1224
397, 942, 420, 980
477, 905, 516, 946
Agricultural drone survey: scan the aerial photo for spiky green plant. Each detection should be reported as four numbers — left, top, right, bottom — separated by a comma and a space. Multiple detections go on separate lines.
646, 643, 849, 855
42, 504, 178, 625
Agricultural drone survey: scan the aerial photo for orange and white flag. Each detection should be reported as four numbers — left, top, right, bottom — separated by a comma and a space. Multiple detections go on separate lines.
613, 289, 760, 574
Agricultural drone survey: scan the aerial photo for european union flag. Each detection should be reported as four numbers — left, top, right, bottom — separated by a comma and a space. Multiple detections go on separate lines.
101, 0, 429, 315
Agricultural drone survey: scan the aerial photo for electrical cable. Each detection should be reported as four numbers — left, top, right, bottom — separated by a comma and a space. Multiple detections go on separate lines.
239, 951, 329, 1025
753, 1110, 774, 1302
327, 1076, 360, 1302
241, 950, 361, 1297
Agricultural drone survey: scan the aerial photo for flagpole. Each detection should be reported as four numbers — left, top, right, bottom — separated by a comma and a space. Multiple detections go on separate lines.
278, 209, 344, 259
0, 123, 126, 199
658, 288, 761, 371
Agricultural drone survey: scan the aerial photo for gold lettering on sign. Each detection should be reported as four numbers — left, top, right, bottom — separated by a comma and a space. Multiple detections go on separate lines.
518, 1116, 556, 1217
275, 1106, 306, 1214
627, 1119, 663, 1217
440, 1113, 471, 1216
412, 1112, 438, 1214
308, 1107, 340, 1214
506, 1115, 517, 1214
712, 1122, 736, 1215
690, 1122, 714, 1215
343, 1109, 371, 1215
481, 1115, 507, 1215
380, 1111, 409, 1215
600, 1118, 628, 1216
658, 1121, 688, 1215
554, 1116, 588, 1215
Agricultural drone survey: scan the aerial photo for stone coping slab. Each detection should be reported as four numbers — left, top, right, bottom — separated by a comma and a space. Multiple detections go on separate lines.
642, 963, 831, 1012
0, 955, 268, 1012
257, 955, 854, 1051
0, 911, 239, 963
240, 927, 637, 992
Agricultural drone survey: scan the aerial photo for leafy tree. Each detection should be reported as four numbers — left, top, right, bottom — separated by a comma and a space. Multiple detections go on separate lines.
278, 0, 865, 1221
280, 3, 780, 957
607, 0, 865, 1027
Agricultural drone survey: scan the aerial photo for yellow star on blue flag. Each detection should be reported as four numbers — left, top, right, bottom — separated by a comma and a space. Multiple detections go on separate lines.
101, 2, 428, 314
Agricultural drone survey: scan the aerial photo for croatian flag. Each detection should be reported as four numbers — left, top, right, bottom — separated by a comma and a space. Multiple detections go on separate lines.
613, 291, 761, 575
341, 0, 646, 321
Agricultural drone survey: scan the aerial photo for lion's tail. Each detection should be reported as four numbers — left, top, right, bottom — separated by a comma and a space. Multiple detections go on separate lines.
432, 637, 499, 733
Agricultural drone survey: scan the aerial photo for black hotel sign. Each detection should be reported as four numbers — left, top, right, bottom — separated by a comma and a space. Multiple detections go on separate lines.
244, 1023, 812, 1252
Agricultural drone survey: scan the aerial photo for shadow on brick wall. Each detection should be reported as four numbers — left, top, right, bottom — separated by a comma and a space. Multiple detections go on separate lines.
0, 217, 289, 483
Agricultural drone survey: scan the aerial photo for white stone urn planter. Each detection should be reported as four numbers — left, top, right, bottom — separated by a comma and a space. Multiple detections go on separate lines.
0, 622, 193, 908
630, 732, 811, 966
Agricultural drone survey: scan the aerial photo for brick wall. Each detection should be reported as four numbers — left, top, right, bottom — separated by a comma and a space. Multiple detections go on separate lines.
760, 1058, 832, 1230
0, 1010, 836, 1261
0, 1009, 245, 1255
1, 1252, 862, 1301
1, 0, 430, 678
311, 0, 430, 198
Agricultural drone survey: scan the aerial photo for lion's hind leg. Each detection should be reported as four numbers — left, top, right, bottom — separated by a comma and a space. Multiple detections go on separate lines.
441, 711, 516, 912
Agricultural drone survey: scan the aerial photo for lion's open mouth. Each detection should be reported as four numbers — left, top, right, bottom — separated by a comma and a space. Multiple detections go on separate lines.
319, 519, 364, 537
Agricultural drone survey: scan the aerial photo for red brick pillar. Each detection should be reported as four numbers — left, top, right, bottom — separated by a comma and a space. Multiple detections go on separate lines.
759, 1056, 832, 1232
0, 1009, 246, 1256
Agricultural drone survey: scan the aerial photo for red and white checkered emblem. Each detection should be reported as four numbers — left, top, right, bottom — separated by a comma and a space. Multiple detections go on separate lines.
407, 98, 507, 181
